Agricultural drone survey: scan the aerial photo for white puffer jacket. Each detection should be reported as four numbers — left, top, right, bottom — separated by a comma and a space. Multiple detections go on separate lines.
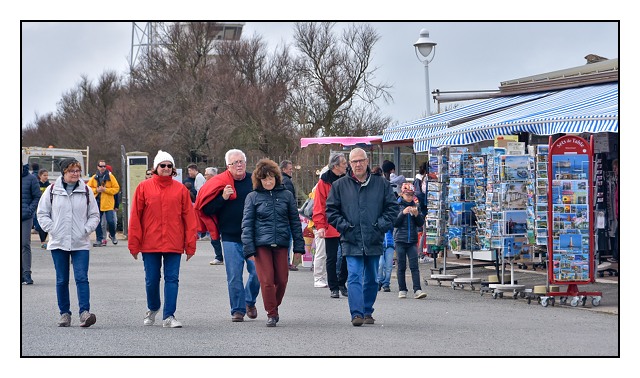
37, 177, 100, 251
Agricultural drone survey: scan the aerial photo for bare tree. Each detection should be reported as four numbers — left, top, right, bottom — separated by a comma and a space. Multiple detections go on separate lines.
291, 22, 393, 137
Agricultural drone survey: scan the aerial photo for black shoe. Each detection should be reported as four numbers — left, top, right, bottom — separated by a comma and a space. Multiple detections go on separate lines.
330, 290, 340, 298
378, 283, 382, 291
383, 286, 390, 292
22, 272, 33, 285
339, 286, 348, 297
266, 317, 277, 327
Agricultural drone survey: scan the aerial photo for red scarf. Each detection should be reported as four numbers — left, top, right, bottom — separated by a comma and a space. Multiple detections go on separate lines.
194, 170, 237, 239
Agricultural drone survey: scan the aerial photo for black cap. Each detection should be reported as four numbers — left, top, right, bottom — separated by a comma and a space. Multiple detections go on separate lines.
59, 158, 79, 173
382, 160, 395, 173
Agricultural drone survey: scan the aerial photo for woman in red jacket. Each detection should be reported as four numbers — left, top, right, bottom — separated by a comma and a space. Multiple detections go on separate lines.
128, 150, 197, 328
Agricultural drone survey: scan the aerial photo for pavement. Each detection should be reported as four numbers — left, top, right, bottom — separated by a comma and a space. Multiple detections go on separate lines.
21, 232, 620, 357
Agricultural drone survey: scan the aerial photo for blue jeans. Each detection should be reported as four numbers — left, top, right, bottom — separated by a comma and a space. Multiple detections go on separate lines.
223, 241, 260, 316
95, 210, 116, 241
346, 255, 379, 320
396, 242, 422, 292
142, 253, 181, 320
377, 246, 394, 289
51, 249, 91, 315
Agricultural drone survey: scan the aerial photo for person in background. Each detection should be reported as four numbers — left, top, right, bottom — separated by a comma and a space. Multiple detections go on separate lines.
609, 159, 619, 263
242, 159, 305, 327
280, 160, 300, 271
31, 162, 40, 177
413, 161, 428, 216
87, 160, 120, 247
128, 150, 197, 328
145, 169, 153, 180
22, 162, 41, 285
309, 166, 329, 288
34, 169, 51, 249
101, 165, 121, 243
203, 167, 224, 265
326, 148, 398, 326
313, 153, 348, 299
382, 160, 406, 197
37, 158, 100, 327
195, 149, 260, 323
394, 183, 427, 300
184, 181, 197, 203
185, 163, 206, 195
372, 166, 394, 293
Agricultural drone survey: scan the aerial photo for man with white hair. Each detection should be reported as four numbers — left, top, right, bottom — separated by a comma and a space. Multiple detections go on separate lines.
326, 148, 398, 326
195, 150, 260, 322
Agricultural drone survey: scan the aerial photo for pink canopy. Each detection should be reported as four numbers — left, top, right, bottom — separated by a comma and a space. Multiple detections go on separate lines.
300, 136, 383, 148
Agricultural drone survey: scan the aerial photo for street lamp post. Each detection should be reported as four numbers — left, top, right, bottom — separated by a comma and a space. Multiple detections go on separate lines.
414, 29, 437, 117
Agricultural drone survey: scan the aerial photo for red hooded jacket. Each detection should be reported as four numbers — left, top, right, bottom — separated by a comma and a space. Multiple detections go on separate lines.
128, 174, 197, 255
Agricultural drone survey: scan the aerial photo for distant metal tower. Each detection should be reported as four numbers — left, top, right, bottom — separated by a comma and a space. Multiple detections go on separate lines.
129, 22, 163, 70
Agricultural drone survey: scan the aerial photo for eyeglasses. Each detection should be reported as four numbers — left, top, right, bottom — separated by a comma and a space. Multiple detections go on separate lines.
350, 158, 367, 166
145, 172, 153, 176
67, 170, 81, 174
98, 165, 106, 168
159, 163, 173, 168
227, 160, 246, 166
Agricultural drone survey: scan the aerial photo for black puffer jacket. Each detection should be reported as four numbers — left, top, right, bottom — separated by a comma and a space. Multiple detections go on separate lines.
22, 164, 41, 221
241, 185, 305, 258
393, 198, 424, 244
326, 167, 399, 257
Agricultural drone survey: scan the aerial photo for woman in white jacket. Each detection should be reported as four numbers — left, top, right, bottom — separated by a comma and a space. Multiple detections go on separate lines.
37, 158, 100, 327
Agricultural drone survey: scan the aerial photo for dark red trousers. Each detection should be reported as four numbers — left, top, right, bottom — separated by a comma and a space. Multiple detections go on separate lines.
254, 246, 289, 318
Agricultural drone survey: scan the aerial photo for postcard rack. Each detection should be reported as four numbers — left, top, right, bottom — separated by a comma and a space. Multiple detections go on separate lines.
540, 135, 602, 308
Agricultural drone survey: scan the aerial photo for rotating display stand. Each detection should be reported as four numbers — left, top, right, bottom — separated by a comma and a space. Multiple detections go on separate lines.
540, 135, 602, 308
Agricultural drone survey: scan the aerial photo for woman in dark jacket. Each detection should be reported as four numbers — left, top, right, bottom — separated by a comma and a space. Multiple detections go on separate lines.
242, 159, 305, 327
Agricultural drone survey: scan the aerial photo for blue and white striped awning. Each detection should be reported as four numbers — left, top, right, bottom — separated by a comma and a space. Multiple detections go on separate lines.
382, 92, 553, 143
413, 83, 618, 152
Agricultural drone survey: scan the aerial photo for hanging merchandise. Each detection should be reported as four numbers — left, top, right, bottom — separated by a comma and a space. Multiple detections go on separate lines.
540, 135, 602, 307
427, 147, 459, 286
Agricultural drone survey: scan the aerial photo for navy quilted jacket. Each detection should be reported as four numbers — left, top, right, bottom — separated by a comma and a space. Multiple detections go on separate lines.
22, 164, 41, 221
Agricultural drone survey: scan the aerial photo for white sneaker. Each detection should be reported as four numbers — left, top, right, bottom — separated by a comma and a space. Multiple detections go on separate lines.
209, 259, 223, 265
414, 290, 427, 299
398, 291, 407, 299
163, 315, 182, 328
144, 310, 158, 326
314, 281, 328, 288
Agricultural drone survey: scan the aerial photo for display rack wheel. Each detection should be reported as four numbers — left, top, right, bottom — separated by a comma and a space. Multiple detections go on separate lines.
592, 296, 602, 307
460, 284, 465, 290
598, 271, 604, 278
541, 297, 549, 307
559, 296, 567, 305
581, 296, 587, 306
470, 285, 475, 291
537, 297, 541, 304
437, 280, 442, 287
499, 292, 504, 298
451, 282, 456, 290
513, 292, 518, 299
423, 278, 429, 286
527, 296, 532, 304
519, 291, 527, 299
570, 296, 580, 307
550, 297, 555, 306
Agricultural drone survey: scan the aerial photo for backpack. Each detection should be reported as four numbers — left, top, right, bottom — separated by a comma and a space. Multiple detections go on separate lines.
300, 197, 314, 219
50, 182, 90, 206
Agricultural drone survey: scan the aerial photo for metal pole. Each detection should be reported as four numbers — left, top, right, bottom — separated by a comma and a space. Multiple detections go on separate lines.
424, 61, 431, 117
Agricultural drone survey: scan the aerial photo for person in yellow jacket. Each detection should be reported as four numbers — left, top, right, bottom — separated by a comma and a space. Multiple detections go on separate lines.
87, 160, 120, 247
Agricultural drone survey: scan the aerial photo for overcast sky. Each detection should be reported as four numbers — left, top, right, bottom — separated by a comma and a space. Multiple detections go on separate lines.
21, 21, 619, 129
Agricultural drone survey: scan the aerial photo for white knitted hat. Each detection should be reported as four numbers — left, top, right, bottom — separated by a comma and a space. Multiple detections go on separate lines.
153, 150, 175, 169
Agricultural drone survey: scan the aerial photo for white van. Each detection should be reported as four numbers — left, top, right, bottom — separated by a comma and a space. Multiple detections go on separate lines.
22, 146, 90, 183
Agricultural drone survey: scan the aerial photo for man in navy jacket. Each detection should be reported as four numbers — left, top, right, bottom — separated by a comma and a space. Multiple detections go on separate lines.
326, 148, 398, 326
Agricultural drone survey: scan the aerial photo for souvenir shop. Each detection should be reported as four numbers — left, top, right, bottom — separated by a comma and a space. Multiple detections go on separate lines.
382, 80, 619, 294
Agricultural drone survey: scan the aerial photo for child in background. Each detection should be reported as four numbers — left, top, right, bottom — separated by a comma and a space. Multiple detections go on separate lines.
393, 183, 427, 299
